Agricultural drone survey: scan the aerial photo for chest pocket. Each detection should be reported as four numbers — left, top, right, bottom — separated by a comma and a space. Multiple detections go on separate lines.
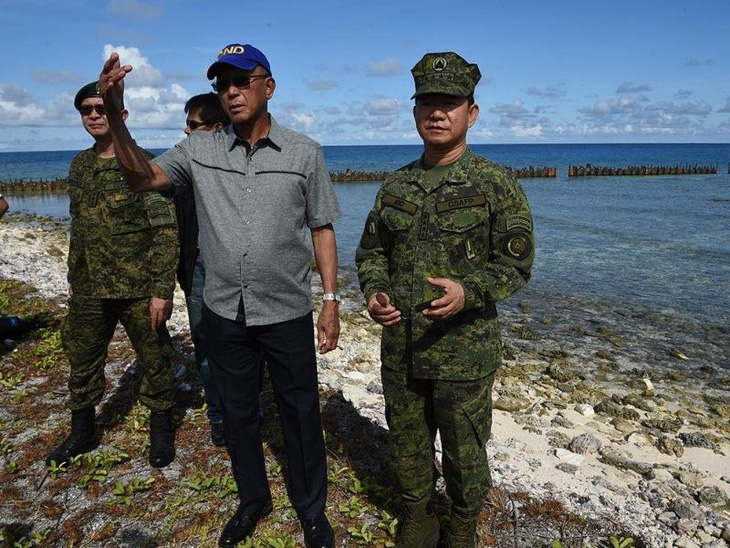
105, 186, 149, 235
434, 209, 485, 234
434, 195, 489, 262
380, 193, 417, 230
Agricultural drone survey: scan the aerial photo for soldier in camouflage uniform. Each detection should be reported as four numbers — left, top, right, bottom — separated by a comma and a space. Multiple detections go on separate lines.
45, 82, 179, 469
356, 53, 535, 547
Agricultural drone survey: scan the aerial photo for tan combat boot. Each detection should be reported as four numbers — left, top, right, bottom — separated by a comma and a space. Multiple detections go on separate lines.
442, 511, 478, 548
395, 495, 440, 548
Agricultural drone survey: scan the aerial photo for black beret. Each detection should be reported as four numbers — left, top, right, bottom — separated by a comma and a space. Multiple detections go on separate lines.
74, 81, 101, 111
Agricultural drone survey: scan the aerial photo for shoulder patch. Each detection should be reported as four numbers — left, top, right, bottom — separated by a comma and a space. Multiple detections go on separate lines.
503, 233, 532, 261
358, 213, 379, 250
144, 193, 176, 228
506, 214, 532, 232
382, 193, 418, 215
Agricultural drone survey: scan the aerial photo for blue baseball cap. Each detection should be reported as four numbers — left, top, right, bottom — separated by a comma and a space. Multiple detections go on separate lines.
207, 44, 271, 79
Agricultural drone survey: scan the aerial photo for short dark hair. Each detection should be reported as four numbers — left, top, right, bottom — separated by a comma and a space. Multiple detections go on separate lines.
184, 93, 230, 125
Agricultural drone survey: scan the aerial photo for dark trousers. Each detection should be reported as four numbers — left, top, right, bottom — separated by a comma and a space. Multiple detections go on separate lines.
202, 305, 327, 519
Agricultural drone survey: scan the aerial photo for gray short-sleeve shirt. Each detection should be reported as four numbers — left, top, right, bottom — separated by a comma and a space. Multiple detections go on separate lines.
153, 116, 341, 325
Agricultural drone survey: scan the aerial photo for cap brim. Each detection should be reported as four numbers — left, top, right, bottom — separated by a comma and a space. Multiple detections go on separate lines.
411, 81, 471, 99
206, 58, 260, 80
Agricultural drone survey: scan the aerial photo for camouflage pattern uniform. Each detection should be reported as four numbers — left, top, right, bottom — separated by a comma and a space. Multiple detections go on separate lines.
356, 53, 534, 544
64, 147, 178, 412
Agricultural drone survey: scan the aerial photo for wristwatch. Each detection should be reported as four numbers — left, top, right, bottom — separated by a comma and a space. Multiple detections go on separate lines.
321, 293, 341, 303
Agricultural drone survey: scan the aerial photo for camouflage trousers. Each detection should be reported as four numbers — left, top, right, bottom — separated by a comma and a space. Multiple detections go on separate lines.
62, 294, 175, 413
381, 367, 495, 516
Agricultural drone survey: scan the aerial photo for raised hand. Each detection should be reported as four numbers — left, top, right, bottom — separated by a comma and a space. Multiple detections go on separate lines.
99, 52, 133, 115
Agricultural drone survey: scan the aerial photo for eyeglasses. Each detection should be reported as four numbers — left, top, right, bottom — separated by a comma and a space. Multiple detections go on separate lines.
211, 74, 269, 92
185, 119, 213, 130
79, 104, 106, 116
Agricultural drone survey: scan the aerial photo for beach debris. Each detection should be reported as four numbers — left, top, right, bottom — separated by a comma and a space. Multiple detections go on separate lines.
642, 416, 682, 434
649, 468, 674, 482
672, 498, 705, 521
568, 433, 602, 455
555, 462, 579, 474
493, 394, 531, 412
709, 403, 730, 419
642, 376, 654, 395
595, 397, 641, 421
575, 404, 595, 417
656, 436, 684, 457
678, 432, 720, 451
671, 348, 690, 360
511, 320, 539, 340
627, 432, 654, 447
599, 447, 653, 475
612, 417, 637, 435
545, 362, 574, 382
678, 471, 705, 489
554, 448, 585, 466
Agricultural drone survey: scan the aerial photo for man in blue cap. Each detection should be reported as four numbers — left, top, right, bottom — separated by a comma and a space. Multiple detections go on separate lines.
98, 44, 340, 548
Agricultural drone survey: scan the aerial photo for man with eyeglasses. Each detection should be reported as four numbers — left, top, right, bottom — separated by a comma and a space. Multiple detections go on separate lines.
45, 82, 179, 470
99, 44, 340, 548
175, 93, 230, 447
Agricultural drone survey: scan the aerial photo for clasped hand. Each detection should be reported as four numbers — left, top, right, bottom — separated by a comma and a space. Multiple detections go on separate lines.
367, 277, 465, 326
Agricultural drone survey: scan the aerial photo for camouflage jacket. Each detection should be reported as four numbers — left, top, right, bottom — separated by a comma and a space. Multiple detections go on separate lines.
355, 149, 534, 380
67, 147, 179, 300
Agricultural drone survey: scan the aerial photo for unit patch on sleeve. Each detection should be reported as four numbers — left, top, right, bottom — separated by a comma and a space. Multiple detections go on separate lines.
503, 233, 532, 260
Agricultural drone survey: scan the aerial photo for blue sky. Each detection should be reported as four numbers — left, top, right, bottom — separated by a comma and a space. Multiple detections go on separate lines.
0, 0, 728, 151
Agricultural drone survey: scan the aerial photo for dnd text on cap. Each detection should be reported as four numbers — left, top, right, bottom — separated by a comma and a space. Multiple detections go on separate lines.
207, 44, 272, 80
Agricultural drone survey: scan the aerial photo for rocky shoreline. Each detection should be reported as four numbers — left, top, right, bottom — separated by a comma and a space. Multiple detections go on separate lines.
1, 215, 729, 547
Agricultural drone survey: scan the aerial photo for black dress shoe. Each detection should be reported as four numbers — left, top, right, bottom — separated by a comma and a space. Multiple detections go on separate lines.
210, 422, 225, 447
149, 411, 175, 468
301, 514, 334, 548
219, 499, 273, 547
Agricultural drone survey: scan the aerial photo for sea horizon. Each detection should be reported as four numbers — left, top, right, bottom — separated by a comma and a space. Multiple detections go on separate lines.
2, 140, 730, 156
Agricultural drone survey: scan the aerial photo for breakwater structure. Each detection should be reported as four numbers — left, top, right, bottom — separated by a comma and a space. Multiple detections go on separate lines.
329, 166, 557, 182
504, 166, 556, 178
0, 178, 68, 193
569, 164, 717, 177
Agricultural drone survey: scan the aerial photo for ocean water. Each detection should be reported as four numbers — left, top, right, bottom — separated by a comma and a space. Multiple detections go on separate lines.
2, 144, 729, 326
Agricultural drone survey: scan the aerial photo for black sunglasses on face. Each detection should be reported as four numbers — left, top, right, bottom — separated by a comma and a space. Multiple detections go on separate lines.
80, 104, 105, 116
186, 119, 212, 130
211, 74, 268, 92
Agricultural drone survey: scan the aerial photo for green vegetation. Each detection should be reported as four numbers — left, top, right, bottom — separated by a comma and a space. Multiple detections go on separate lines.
0, 279, 644, 546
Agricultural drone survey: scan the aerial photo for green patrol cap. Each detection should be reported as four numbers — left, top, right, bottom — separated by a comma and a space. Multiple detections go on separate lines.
74, 81, 101, 111
411, 52, 481, 99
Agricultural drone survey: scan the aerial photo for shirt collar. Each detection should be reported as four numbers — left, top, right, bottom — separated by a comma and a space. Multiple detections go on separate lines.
225, 114, 283, 153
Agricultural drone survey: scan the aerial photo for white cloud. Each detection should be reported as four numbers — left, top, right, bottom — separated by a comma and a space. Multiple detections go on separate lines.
99, 45, 190, 129
304, 79, 339, 91
526, 86, 566, 99
364, 96, 400, 116
103, 44, 165, 88
366, 59, 402, 77
616, 82, 653, 94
